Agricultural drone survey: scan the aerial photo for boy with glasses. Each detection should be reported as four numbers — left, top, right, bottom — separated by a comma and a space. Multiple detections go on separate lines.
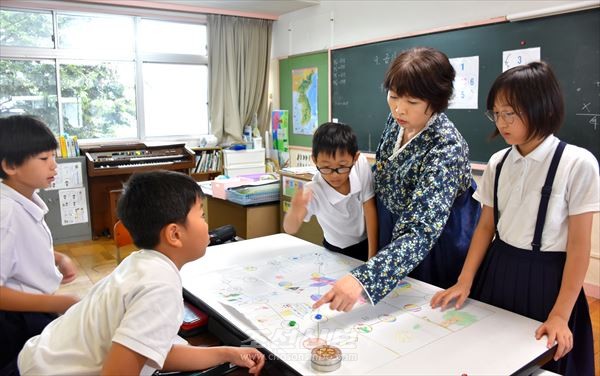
283, 122, 377, 262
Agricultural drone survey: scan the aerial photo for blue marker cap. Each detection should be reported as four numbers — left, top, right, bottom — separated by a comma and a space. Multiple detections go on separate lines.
315, 314, 322, 320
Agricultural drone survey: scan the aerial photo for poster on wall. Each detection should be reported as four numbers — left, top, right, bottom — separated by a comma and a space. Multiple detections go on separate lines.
46, 162, 83, 190
59, 187, 88, 225
292, 67, 318, 135
502, 47, 540, 72
449, 56, 479, 109
271, 110, 290, 168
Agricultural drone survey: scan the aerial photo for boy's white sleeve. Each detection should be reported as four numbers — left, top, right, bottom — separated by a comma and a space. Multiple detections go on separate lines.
112, 282, 183, 370
303, 181, 317, 222
359, 156, 375, 202
567, 151, 600, 215
0, 220, 16, 285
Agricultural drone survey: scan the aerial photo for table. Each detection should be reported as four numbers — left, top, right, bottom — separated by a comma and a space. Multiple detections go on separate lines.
181, 234, 554, 375
205, 195, 279, 239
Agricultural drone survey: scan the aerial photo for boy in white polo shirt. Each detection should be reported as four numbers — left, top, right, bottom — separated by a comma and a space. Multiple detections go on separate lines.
18, 171, 265, 375
284, 122, 378, 261
0, 115, 79, 374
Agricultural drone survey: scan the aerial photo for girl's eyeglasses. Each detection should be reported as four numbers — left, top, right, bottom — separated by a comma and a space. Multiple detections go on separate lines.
317, 166, 352, 175
485, 110, 519, 125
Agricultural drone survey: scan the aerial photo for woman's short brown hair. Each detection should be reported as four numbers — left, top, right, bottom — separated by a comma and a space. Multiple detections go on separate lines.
383, 47, 455, 114
487, 61, 564, 140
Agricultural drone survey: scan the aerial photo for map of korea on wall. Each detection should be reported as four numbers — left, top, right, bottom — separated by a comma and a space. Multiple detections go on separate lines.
292, 67, 318, 135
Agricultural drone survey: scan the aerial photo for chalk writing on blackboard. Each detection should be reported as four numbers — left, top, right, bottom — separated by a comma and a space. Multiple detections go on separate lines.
576, 113, 599, 131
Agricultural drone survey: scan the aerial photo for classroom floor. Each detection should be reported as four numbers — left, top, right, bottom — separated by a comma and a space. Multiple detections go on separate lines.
56, 238, 600, 376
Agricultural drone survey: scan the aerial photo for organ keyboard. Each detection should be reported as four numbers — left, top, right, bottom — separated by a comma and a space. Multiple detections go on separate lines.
86, 143, 194, 176
83, 143, 195, 237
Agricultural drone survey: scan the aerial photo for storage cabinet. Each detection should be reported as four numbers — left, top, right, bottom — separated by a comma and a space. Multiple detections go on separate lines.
222, 148, 265, 177
38, 156, 92, 244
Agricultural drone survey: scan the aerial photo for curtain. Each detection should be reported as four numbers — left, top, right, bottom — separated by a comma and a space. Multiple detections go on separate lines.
208, 14, 273, 144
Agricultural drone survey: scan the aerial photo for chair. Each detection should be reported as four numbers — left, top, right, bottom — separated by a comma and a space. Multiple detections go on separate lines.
113, 220, 134, 264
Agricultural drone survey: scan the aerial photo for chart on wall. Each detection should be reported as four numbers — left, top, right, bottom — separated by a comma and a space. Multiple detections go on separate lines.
200, 247, 499, 374
292, 67, 318, 135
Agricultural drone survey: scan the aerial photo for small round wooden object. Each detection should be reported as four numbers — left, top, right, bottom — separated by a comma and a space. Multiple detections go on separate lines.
310, 345, 342, 372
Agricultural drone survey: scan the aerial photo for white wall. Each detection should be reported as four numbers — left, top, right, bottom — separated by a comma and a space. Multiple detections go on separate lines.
270, 0, 600, 295
272, 1, 577, 58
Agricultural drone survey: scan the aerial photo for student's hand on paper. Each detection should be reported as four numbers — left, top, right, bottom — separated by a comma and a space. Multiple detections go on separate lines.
430, 280, 471, 310
313, 274, 363, 312
55, 252, 77, 284
535, 315, 573, 361
290, 187, 312, 211
229, 347, 265, 375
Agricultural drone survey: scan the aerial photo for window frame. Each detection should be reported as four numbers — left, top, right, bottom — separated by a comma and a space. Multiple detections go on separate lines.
0, 6, 209, 144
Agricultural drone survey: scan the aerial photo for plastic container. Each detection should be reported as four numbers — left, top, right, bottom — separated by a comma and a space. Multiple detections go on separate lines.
243, 124, 253, 149
211, 177, 253, 199
226, 182, 280, 205
224, 163, 265, 178
223, 148, 265, 167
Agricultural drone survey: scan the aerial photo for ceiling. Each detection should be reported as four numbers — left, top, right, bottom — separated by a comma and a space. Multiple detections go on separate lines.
149, 0, 320, 18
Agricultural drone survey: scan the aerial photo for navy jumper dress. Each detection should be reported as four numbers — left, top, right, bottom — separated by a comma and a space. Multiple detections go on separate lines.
472, 141, 594, 376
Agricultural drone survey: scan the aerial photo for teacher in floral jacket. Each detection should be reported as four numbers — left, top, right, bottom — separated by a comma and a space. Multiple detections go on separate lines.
314, 47, 481, 311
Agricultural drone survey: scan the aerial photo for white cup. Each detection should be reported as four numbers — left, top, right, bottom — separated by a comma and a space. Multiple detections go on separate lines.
252, 137, 262, 149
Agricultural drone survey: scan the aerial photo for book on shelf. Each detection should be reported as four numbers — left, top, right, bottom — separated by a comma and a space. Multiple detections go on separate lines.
194, 149, 222, 173
56, 135, 80, 158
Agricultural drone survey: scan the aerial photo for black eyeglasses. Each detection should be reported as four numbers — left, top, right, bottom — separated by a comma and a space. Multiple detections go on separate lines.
317, 166, 352, 175
485, 110, 519, 125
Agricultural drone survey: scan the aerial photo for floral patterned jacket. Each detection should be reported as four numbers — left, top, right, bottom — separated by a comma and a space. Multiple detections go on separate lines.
350, 112, 473, 304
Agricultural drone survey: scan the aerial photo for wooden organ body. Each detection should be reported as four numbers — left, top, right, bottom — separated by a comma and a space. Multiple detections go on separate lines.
84, 143, 195, 238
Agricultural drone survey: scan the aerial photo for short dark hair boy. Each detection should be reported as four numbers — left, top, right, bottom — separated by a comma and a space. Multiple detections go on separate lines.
0, 115, 58, 179
18, 171, 265, 374
311, 122, 359, 160
117, 170, 204, 249
1, 115, 78, 373
286, 122, 377, 262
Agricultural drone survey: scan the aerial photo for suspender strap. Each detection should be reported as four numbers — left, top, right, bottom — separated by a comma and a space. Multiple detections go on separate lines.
493, 148, 512, 236
531, 141, 567, 251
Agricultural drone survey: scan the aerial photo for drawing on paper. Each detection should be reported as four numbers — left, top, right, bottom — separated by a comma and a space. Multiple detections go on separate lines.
202, 247, 496, 372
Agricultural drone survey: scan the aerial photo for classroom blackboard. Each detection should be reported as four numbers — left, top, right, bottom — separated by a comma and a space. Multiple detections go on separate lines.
331, 9, 599, 163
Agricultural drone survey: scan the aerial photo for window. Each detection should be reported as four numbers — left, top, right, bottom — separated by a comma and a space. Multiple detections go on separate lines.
57, 13, 134, 51
142, 63, 207, 138
139, 19, 209, 139
60, 61, 136, 138
139, 19, 206, 55
0, 9, 53, 48
0, 7, 208, 141
0, 59, 59, 133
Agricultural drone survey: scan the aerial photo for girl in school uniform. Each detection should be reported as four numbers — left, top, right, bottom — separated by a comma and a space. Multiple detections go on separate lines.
431, 61, 597, 375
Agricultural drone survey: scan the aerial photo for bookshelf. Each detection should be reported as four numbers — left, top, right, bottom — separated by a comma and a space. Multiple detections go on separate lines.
190, 147, 223, 181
